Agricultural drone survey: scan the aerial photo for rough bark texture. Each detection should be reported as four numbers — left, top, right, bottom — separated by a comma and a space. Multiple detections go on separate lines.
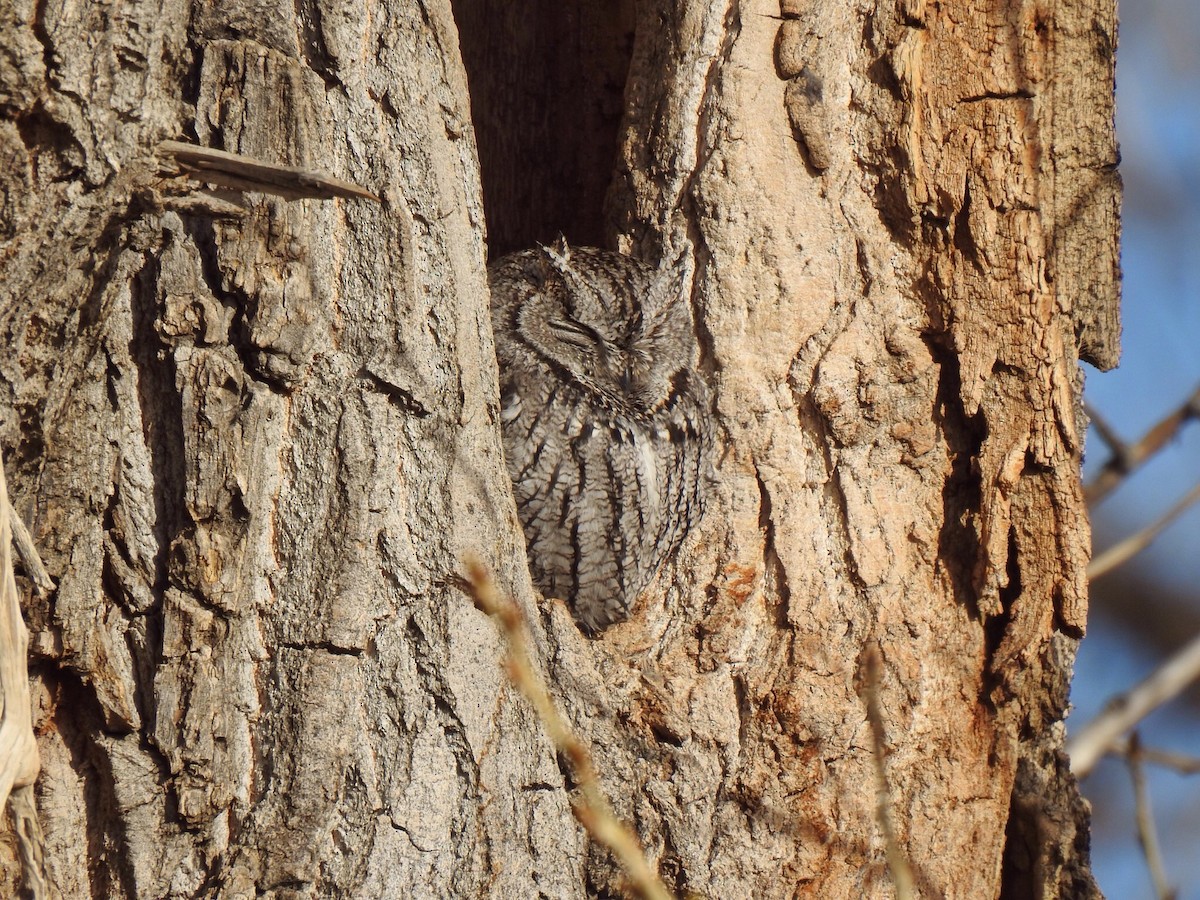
0, 0, 1117, 898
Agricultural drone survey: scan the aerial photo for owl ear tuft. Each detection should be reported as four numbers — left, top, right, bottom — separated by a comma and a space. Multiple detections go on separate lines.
647, 242, 694, 316
540, 235, 572, 270
535, 237, 596, 303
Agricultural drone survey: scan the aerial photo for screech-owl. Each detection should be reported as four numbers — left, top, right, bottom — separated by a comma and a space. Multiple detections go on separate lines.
488, 240, 712, 634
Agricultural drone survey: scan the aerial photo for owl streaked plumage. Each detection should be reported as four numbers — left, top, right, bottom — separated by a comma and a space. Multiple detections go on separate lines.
488, 240, 712, 633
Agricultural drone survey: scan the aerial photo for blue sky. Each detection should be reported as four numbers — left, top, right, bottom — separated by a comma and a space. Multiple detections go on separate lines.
1072, 1, 1200, 896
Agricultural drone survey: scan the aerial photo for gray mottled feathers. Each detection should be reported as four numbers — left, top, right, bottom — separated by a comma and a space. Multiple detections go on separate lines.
488, 241, 712, 634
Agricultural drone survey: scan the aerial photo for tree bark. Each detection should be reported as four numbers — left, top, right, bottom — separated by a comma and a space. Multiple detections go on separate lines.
1, 0, 1118, 898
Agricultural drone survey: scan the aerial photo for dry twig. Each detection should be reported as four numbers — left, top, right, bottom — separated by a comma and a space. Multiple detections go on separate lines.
1068, 629, 1200, 777
463, 558, 674, 900
1088, 481, 1200, 580
861, 643, 914, 900
1085, 387, 1200, 506
1110, 738, 1200, 775
1127, 734, 1176, 900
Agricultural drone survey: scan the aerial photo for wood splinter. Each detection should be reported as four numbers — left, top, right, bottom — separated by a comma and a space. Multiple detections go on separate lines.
158, 140, 381, 203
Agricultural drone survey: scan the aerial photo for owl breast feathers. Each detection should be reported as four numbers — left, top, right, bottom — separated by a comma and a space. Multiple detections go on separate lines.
488, 241, 712, 633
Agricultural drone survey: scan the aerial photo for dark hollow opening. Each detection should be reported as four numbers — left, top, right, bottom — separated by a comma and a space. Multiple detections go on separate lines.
451, 0, 637, 257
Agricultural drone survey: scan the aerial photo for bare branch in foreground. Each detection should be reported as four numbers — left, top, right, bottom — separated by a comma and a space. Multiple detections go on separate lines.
464, 558, 675, 900
861, 643, 915, 900
1127, 734, 1177, 900
1068, 629, 1200, 777
1088, 481, 1200, 580
1085, 386, 1200, 506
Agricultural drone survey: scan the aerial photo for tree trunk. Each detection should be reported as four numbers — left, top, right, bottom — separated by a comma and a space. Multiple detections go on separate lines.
1, 0, 1118, 897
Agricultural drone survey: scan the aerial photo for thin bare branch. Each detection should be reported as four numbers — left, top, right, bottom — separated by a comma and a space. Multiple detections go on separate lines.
1068, 629, 1200, 777
1088, 481, 1200, 580
1084, 402, 1128, 459
1086, 385, 1200, 506
463, 558, 675, 900
1110, 737, 1200, 775
1127, 734, 1176, 900
158, 140, 381, 203
861, 643, 914, 900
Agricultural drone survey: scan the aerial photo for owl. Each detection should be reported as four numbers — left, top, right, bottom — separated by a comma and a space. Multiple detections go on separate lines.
488, 240, 712, 633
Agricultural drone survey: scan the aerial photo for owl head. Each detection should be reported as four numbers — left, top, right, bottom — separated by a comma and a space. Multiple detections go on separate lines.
509, 239, 698, 418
